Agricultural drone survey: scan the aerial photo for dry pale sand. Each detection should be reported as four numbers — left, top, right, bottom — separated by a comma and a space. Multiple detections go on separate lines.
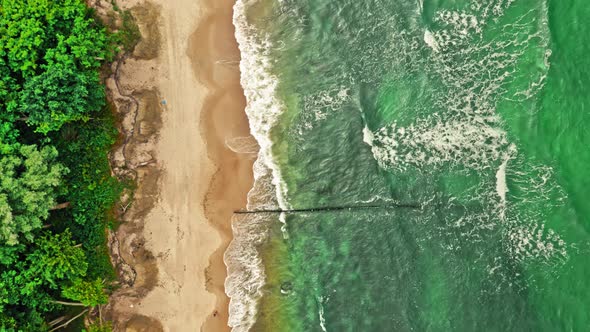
106, 0, 253, 330
128, 0, 219, 330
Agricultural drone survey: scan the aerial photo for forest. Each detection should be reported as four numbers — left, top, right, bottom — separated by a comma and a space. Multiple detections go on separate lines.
0, 0, 133, 330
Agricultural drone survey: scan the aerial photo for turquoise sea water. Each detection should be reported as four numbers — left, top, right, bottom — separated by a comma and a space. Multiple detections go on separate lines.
227, 0, 590, 331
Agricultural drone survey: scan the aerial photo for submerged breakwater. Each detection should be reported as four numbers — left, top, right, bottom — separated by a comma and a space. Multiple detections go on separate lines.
227, 0, 590, 331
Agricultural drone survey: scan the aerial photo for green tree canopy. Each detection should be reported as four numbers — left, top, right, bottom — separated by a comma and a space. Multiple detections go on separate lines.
62, 278, 108, 307
0, 123, 17, 155
25, 230, 88, 288
0, 145, 66, 245
0, 0, 124, 328
0, 0, 110, 133
0, 230, 88, 330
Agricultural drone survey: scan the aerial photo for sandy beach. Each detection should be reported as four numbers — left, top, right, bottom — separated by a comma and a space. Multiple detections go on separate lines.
102, 0, 252, 330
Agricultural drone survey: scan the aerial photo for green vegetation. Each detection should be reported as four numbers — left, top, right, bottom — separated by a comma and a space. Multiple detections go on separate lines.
115, 11, 141, 52
0, 0, 133, 330
0, 0, 110, 134
83, 321, 113, 332
0, 145, 65, 245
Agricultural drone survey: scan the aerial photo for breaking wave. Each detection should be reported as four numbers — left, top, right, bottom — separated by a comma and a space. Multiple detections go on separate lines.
225, 0, 290, 331
362, 0, 568, 280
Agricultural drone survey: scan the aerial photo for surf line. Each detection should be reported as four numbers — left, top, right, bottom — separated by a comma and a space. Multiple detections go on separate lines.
234, 203, 421, 214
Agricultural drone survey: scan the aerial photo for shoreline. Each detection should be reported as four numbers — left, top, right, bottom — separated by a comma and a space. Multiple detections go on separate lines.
190, 0, 255, 331
102, 0, 253, 330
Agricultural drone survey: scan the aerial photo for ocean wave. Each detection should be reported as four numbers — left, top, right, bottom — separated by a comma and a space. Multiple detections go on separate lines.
233, 0, 289, 211
363, 0, 569, 288
225, 0, 291, 330
224, 213, 271, 332
364, 0, 551, 172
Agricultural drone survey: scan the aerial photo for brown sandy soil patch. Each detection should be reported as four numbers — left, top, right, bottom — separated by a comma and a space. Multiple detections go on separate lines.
93, 0, 165, 330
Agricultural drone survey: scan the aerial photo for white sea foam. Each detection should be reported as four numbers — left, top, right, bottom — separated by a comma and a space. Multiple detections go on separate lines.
495, 156, 509, 219
318, 296, 328, 332
296, 86, 352, 133
423, 29, 439, 52
369, 117, 510, 171
233, 0, 290, 211
224, 214, 269, 332
311, 86, 350, 120
362, 125, 375, 146
225, 1, 292, 331
506, 223, 568, 264
365, 0, 568, 280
